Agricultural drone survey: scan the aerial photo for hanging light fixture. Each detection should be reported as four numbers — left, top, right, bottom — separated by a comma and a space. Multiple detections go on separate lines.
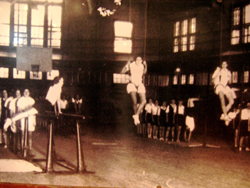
97, 0, 122, 17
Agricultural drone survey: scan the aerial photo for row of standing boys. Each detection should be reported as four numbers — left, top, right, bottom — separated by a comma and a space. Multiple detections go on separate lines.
137, 97, 199, 143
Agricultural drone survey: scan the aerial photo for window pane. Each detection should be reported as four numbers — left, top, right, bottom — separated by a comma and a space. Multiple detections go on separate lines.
173, 38, 179, 53
113, 73, 129, 84
31, 5, 45, 47
188, 74, 194, 85
14, 3, 28, 46
181, 37, 187, 51
47, 70, 59, 80
190, 18, 196, 34
232, 71, 238, 83
114, 38, 132, 53
181, 19, 188, 35
181, 74, 186, 85
13, 68, 26, 79
0, 2, 10, 46
48, 5, 62, 48
114, 21, 133, 38
0, 67, 9, 78
174, 21, 180, 37
233, 7, 240, 25
244, 4, 250, 24
189, 36, 195, 50
244, 71, 249, 83
231, 30, 240, 45
163, 75, 169, 86
173, 75, 178, 85
30, 71, 42, 80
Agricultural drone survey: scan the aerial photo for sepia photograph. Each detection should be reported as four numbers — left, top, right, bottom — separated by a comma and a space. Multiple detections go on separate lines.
0, 0, 250, 187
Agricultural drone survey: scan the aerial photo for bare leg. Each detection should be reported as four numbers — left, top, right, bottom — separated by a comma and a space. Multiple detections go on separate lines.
218, 92, 228, 118
0, 129, 2, 144
137, 93, 146, 116
159, 126, 164, 140
3, 131, 8, 148
165, 127, 170, 142
187, 130, 192, 143
184, 129, 187, 141
176, 126, 181, 142
225, 92, 234, 113
130, 92, 138, 115
147, 123, 152, 138
28, 131, 34, 155
239, 136, 244, 151
171, 127, 175, 141
234, 129, 238, 148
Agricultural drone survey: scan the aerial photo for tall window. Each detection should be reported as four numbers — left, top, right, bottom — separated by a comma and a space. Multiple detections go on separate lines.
231, 4, 250, 45
173, 17, 196, 53
48, 5, 62, 48
181, 74, 186, 85
188, 74, 194, 85
14, 3, 28, 46
232, 71, 238, 83
0, 2, 10, 46
114, 21, 133, 53
0, 0, 62, 48
244, 71, 249, 83
31, 5, 45, 47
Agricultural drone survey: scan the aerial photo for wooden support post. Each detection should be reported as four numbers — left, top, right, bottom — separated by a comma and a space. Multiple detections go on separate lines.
46, 122, 54, 173
23, 117, 28, 158
76, 120, 86, 173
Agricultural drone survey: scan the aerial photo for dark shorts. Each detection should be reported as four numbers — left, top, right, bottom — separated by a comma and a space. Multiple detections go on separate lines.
146, 113, 152, 123
152, 115, 159, 126
176, 115, 185, 127
239, 120, 250, 137
33, 99, 53, 114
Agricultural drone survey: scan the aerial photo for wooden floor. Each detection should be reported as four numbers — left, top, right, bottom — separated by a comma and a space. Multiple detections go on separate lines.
0, 121, 250, 188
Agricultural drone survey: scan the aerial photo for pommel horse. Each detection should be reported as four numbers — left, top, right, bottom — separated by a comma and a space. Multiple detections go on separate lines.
33, 112, 93, 174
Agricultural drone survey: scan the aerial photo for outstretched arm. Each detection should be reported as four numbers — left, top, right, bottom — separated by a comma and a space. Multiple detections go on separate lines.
212, 67, 221, 79
121, 61, 131, 74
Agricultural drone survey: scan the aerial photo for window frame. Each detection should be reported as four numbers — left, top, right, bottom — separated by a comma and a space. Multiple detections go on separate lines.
173, 17, 196, 53
0, 0, 62, 48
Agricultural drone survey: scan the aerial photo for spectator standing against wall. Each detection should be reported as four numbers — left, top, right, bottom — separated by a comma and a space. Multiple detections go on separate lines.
238, 102, 250, 151
159, 101, 167, 141
145, 98, 154, 138
166, 99, 177, 142
152, 100, 160, 139
176, 100, 185, 143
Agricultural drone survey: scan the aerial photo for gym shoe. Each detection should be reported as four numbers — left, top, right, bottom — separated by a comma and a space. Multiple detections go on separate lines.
220, 114, 225, 120
246, 147, 250, 151
3, 118, 12, 132
132, 115, 140, 125
239, 147, 242, 151
224, 115, 230, 121
225, 120, 230, 126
